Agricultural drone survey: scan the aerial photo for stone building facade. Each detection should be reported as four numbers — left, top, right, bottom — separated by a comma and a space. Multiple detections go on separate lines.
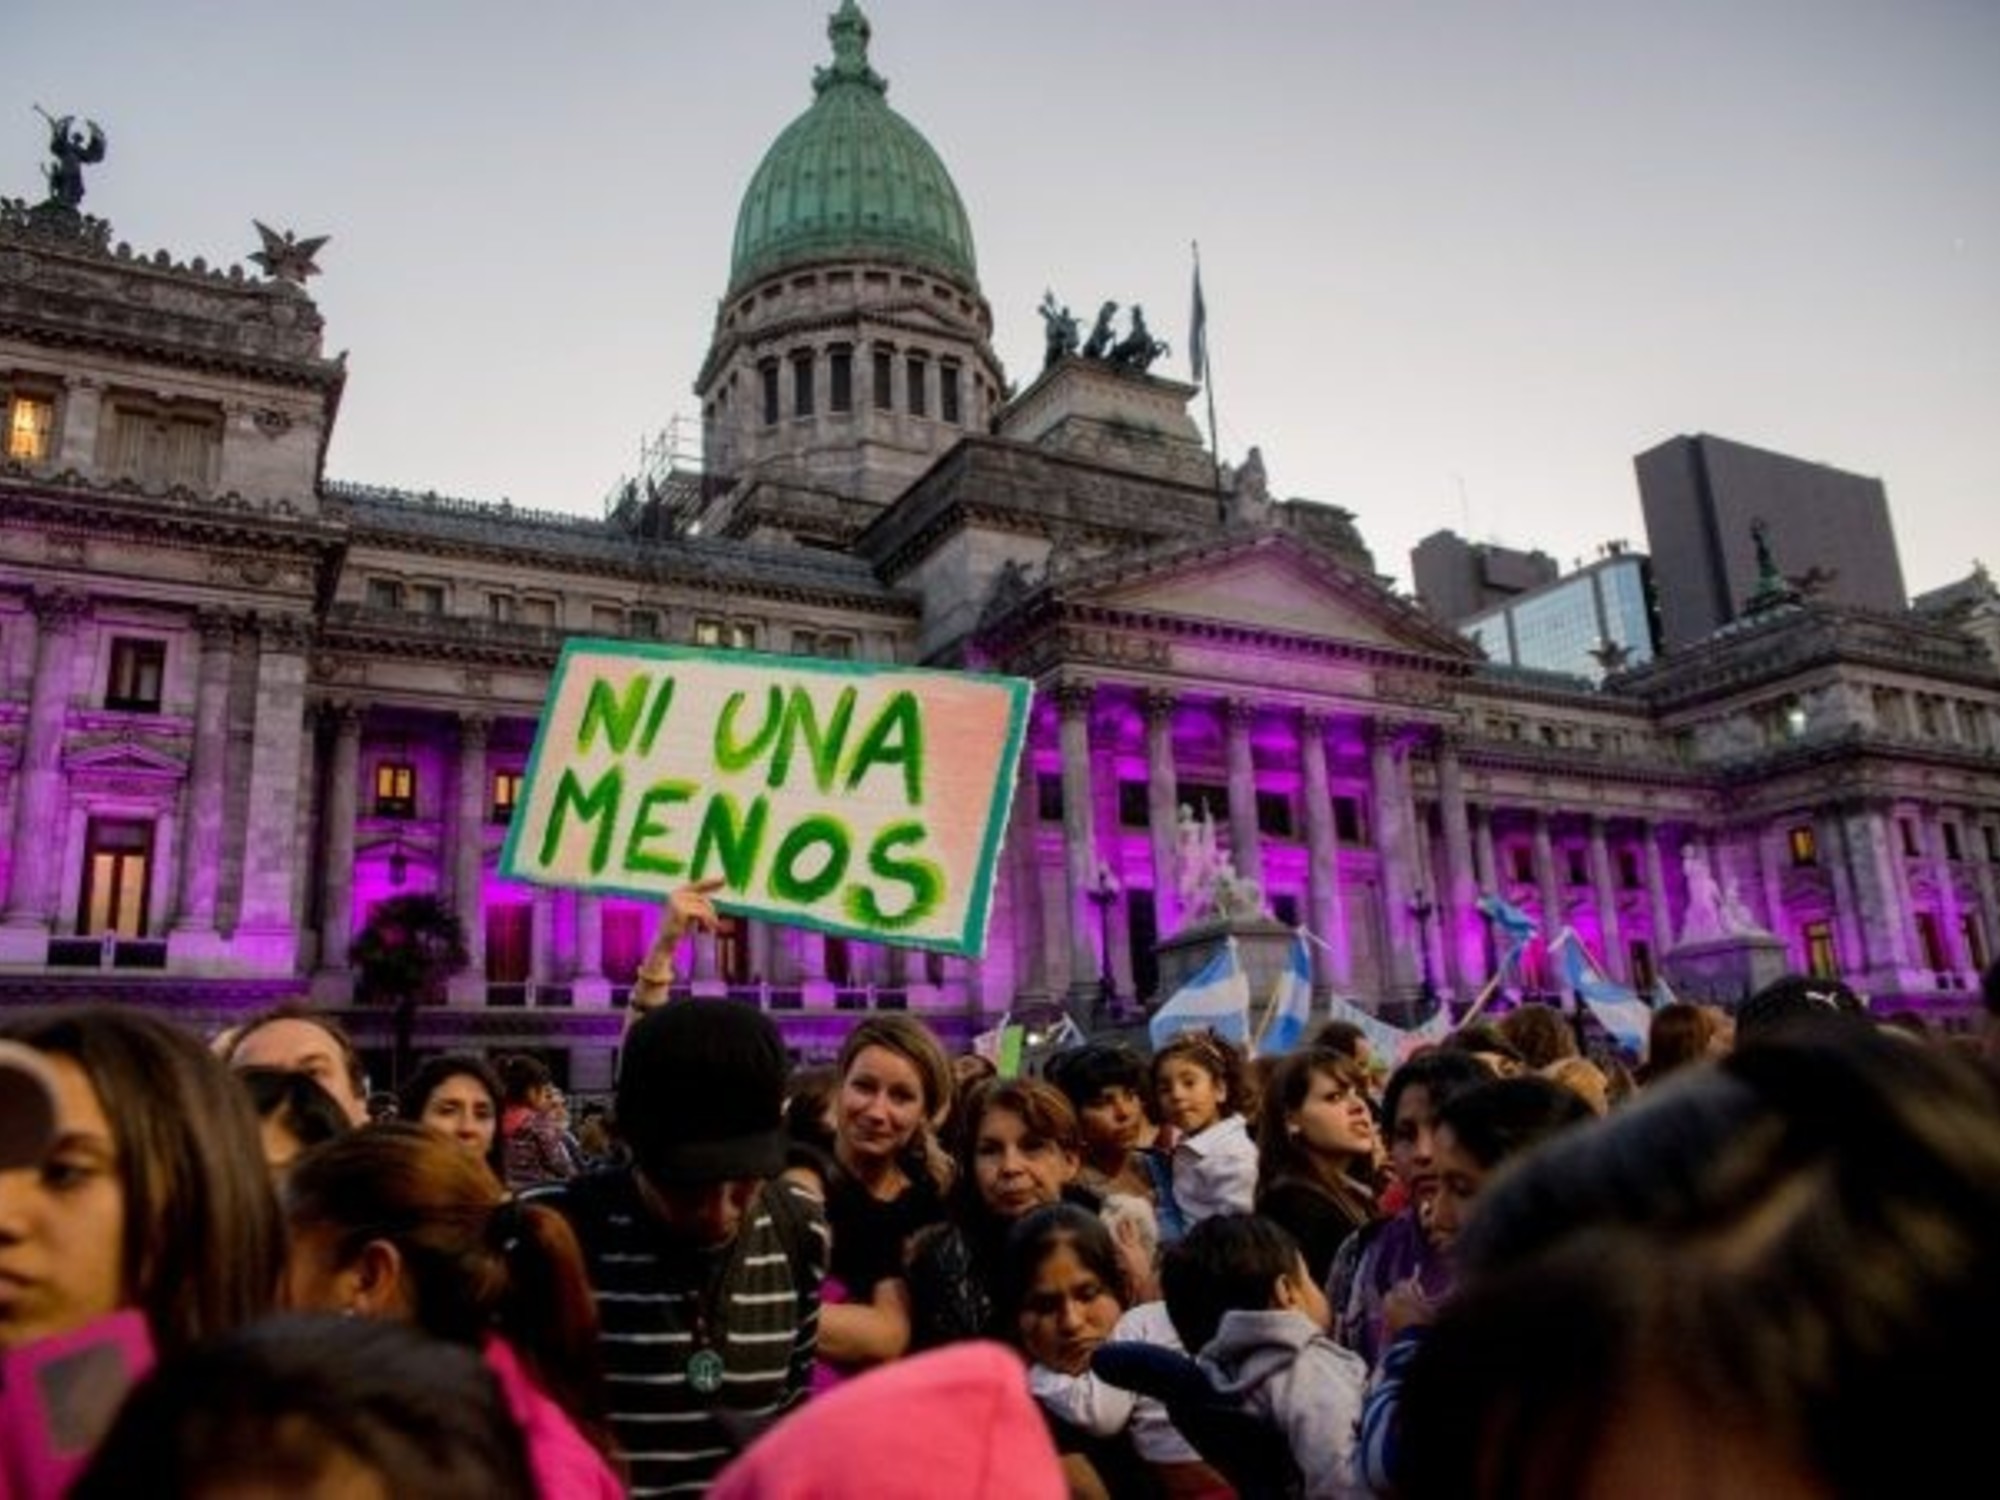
4, 7, 1997, 1082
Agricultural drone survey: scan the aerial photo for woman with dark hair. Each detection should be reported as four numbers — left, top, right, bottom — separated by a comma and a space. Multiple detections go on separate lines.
73, 1315, 537, 1500
907, 1077, 1095, 1350
1639, 1000, 1731, 1084
236, 1065, 354, 1179
498, 1054, 575, 1189
402, 1052, 505, 1178
0, 1005, 283, 1361
282, 1122, 620, 1497
1254, 1047, 1382, 1284
818, 1015, 955, 1382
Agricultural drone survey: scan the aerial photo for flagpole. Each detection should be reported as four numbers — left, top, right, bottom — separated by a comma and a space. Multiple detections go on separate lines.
1191, 240, 1224, 524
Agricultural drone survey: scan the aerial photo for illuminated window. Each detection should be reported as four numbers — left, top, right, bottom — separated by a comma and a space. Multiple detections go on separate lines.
695, 619, 755, 650
1803, 920, 1838, 978
491, 770, 522, 823
79, 817, 152, 937
374, 761, 416, 818
105, 638, 166, 712
1789, 825, 1818, 867
6, 393, 55, 461
695, 618, 723, 647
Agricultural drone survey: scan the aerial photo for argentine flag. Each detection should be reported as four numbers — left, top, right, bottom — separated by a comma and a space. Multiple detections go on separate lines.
1557, 938, 1654, 1057
1257, 932, 1315, 1057
1149, 939, 1251, 1050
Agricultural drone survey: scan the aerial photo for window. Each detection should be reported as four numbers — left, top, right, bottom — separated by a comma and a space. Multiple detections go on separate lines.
793, 630, 853, 660
79, 818, 153, 937
628, 609, 661, 639
1987, 826, 2000, 864
1943, 823, 1963, 861
1181, 783, 1229, 825
1617, 849, 1642, 889
1565, 849, 1588, 886
1789, 825, 1819, 867
374, 761, 416, 818
792, 351, 814, 417
695, 619, 722, 647
6, 391, 55, 461
940, 363, 961, 424
872, 347, 894, 410
102, 395, 221, 489
829, 346, 853, 414
491, 770, 522, 823
906, 353, 928, 417
519, 598, 556, 628
105, 638, 166, 712
1119, 782, 1150, 828
409, 583, 445, 615
1510, 845, 1535, 883
1255, 790, 1295, 838
695, 619, 755, 650
1333, 796, 1364, 845
591, 605, 624, 634
1037, 773, 1063, 821
760, 361, 780, 426
1899, 819, 1920, 858
366, 578, 404, 611
488, 594, 516, 624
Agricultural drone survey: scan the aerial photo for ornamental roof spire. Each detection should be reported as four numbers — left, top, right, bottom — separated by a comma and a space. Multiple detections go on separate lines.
815, 1, 887, 97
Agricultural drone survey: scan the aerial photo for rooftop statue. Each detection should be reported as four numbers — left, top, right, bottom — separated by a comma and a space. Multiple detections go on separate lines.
250, 221, 330, 285
1176, 803, 1266, 923
1038, 290, 1080, 369
36, 106, 106, 211
1081, 300, 1118, 360
1106, 304, 1170, 374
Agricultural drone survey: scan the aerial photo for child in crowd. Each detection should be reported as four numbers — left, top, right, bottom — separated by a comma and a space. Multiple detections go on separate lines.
1151, 1030, 1257, 1225
1163, 1214, 1368, 1499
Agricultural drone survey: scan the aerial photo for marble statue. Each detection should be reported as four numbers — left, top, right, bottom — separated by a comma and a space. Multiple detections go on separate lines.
1176, 803, 1265, 923
1678, 844, 1726, 946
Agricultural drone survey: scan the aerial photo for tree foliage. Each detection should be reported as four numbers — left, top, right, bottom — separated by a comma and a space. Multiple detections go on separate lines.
348, 893, 469, 1005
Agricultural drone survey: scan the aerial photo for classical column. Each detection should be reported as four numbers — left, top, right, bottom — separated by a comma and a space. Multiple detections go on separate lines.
530, 886, 554, 994
1532, 811, 1563, 957
172, 609, 237, 935
1298, 709, 1341, 991
1972, 821, 1999, 966
747, 918, 773, 989
1436, 733, 1480, 993
449, 714, 489, 1003
1757, 825, 1790, 961
575, 893, 605, 982
1472, 806, 1498, 891
1367, 721, 1418, 992
1, 590, 86, 939
1056, 682, 1101, 1007
1642, 821, 1673, 957
1846, 804, 1915, 976
1587, 815, 1626, 981
315, 705, 363, 973
1007, 743, 1050, 1000
1222, 698, 1265, 894
234, 614, 311, 969
1143, 691, 1182, 937
1816, 809, 1866, 976
1926, 806, 1969, 977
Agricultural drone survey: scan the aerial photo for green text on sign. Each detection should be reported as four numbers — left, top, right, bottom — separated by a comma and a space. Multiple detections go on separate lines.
501, 642, 1033, 957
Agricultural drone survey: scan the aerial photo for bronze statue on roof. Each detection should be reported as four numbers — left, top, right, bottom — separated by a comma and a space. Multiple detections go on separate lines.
35, 107, 106, 210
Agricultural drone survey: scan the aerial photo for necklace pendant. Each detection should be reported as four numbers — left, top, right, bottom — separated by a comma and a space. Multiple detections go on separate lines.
687, 1347, 727, 1395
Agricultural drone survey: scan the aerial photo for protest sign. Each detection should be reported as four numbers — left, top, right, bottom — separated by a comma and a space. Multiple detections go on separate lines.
502, 641, 1033, 956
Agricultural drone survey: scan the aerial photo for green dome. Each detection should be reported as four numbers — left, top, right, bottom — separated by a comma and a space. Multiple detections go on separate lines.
728, 2, 977, 295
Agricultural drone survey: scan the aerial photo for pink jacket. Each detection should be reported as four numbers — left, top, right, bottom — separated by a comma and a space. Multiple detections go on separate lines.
482, 1337, 623, 1500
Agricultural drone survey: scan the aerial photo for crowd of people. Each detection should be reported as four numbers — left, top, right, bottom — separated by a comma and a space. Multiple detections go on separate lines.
2, 887, 1997, 1498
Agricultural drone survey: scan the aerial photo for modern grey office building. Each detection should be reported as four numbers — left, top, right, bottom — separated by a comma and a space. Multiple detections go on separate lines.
1459, 546, 1659, 682
1636, 433, 1908, 650
1411, 529, 1559, 626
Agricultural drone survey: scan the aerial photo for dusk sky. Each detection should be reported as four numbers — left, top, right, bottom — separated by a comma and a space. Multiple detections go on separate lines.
9, 0, 1996, 595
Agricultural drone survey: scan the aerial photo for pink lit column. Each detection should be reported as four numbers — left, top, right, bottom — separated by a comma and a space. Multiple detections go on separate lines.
1436, 733, 1480, 994
573, 892, 609, 1006
1367, 721, 1419, 994
1642, 822, 1673, 957
1971, 825, 1998, 963
1532, 813, 1564, 957
1143, 691, 1182, 937
1926, 806, 1969, 978
1298, 709, 1345, 989
1222, 699, 1265, 895
315, 704, 363, 976
1055, 681, 1101, 1007
1815, 811, 1866, 976
449, 715, 488, 1004
1006, 745, 1049, 1000
171, 609, 237, 937
1588, 816, 1626, 981
1846, 804, 1915, 977
234, 614, 310, 970
1757, 825, 1791, 961
1, 590, 85, 944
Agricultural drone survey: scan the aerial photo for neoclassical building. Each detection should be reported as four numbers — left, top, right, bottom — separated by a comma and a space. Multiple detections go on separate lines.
4, 4, 1997, 1084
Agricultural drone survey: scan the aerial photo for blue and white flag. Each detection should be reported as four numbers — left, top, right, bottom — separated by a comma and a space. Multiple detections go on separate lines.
1257, 931, 1314, 1057
1556, 935, 1654, 1057
1477, 892, 1539, 957
1325, 993, 1452, 1066
1150, 939, 1250, 1050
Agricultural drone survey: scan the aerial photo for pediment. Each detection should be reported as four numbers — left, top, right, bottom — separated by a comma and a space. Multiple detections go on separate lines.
62, 738, 188, 777
1060, 531, 1474, 659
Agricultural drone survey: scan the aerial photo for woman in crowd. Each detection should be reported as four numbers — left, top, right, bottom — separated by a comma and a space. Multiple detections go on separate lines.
498, 1054, 577, 1189
1324, 1046, 1490, 1370
73, 1314, 538, 1500
818, 1015, 955, 1382
1045, 1041, 1180, 1237
1639, 1000, 1732, 1084
0, 1005, 283, 1361
1254, 1046, 1382, 1284
281, 1122, 621, 1497
908, 1077, 1094, 1349
237, 1065, 354, 1179
1393, 1026, 2000, 1499
402, 1052, 506, 1179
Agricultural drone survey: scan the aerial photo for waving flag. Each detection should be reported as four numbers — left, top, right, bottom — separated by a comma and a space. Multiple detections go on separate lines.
1477, 892, 1539, 956
1554, 934, 1654, 1057
1189, 251, 1209, 386
1256, 931, 1315, 1057
1325, 993, 1452, 1067
1150, 939, 1250, 1050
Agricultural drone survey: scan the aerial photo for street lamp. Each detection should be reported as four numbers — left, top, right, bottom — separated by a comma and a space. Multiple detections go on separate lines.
1088, 860, 1122, 1015
1407, 890, 1438, 1011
